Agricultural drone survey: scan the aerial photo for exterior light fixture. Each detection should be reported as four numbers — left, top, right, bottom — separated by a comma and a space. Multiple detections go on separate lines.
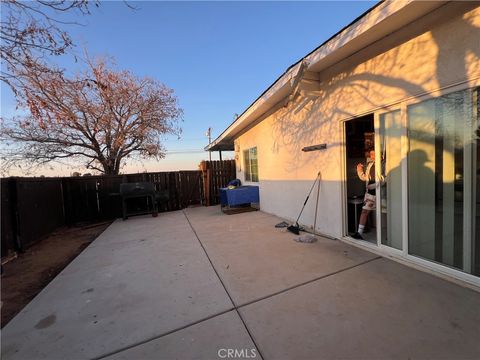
302, 144, 327, 152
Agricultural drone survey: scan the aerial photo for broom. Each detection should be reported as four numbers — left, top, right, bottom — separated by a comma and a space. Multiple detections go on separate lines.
287, 171, 321, 235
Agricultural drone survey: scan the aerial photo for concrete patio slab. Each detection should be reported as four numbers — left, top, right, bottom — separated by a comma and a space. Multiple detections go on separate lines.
106, 310, 261, 360
2, 206, 479, 360
184, 206, 378, 305
1, 211, 233, 360
239, 257, 480, 360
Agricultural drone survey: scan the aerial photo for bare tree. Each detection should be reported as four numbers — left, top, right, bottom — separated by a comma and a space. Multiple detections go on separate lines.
1, 0, 96, 90
1, 58, 183, 175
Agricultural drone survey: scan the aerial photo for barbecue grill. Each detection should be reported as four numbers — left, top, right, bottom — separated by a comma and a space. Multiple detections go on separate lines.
119, 182, 163, 220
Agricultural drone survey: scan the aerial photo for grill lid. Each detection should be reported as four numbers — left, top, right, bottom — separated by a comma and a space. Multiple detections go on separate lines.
120, 182, 156, 196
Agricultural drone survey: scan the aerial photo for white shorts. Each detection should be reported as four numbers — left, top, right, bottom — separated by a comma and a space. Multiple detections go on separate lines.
363, 193, 376, 211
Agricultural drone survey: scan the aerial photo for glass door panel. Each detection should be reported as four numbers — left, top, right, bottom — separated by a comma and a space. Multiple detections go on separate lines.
378, 110, 403, 250
408, 88, 478, 275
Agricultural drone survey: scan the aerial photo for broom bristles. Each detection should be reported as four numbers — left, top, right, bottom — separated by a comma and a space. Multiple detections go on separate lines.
287, 224, 300, 235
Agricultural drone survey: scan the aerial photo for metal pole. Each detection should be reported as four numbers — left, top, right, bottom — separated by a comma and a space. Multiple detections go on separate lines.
206, 127, 212, 161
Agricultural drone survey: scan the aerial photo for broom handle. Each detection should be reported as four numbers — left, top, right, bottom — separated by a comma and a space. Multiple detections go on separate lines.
295, 171, 321, 223
313, 171, 321, 235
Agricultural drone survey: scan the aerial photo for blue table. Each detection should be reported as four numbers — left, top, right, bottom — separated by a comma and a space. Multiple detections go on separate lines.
220, 186, 259, 207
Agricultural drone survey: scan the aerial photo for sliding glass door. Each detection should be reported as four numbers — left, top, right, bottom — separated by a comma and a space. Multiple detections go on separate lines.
344, 87, 479, 279
407, 88, 478, 276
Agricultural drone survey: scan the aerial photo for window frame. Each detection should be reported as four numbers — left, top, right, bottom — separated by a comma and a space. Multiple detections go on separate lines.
243, 146, 258, 182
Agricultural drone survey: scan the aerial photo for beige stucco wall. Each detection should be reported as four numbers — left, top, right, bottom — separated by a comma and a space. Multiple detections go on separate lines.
235, 3, 480, 238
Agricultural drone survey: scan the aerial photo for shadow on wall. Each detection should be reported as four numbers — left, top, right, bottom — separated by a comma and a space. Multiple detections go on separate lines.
259, 148, 432, 237
259, 3, 480, 276
269, 1, 479, 174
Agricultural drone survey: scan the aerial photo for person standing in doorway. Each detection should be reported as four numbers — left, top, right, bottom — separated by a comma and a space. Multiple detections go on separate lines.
352, 148, 377, 240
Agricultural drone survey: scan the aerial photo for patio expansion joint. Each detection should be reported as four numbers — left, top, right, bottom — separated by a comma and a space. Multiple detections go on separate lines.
236, 255, 382, 310
182, 210, 266, 360
92, 308, 236, 360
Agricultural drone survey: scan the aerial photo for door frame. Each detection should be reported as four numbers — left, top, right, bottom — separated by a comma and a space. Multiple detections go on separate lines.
341, 114, 377, 246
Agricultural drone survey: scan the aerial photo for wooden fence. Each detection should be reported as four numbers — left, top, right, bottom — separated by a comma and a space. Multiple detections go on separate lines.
199, 160, 236, 206
1, 177, 65, 254
61, 170, 204, 224
1, 160, 236, 256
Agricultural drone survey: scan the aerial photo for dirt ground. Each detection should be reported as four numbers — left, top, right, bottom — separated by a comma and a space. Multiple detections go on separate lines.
1, 222, 111, 328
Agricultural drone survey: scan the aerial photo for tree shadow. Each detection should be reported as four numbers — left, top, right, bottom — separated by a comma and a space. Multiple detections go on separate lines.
268, 1, 479, 175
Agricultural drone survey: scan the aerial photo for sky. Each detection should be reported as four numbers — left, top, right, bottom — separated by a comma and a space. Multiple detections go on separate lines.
1, 0, 376, 176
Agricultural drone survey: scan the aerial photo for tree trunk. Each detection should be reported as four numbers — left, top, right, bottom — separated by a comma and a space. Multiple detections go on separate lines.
101, 159, 119, 175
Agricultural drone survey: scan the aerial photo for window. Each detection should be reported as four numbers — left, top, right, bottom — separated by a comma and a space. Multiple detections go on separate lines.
243, 147, 258, 182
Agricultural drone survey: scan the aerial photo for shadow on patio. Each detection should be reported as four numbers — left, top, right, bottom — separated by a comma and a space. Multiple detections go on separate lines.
2, 206, 479, 360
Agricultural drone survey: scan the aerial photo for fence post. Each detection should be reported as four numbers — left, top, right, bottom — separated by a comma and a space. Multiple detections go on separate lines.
199, 161, 211, 206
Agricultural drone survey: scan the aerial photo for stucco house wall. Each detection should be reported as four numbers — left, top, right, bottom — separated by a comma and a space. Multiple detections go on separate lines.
235, 3, 480, 239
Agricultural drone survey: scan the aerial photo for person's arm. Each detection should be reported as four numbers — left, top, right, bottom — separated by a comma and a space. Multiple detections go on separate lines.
357, 163, 367, 181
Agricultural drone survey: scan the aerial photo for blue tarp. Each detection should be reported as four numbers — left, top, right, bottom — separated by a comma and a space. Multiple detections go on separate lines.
220, 186, 259, 206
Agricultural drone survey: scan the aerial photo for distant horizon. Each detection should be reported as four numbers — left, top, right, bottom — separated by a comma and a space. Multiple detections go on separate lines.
2, 151, 236, 178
